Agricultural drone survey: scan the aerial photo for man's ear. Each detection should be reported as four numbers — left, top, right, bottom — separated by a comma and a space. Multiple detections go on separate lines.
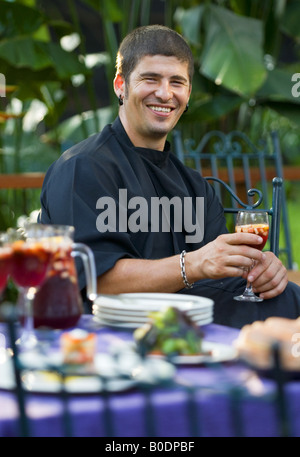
113, 73, 124, 98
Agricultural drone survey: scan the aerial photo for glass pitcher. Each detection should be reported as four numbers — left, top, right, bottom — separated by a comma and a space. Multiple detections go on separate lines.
32, 225, 97, 329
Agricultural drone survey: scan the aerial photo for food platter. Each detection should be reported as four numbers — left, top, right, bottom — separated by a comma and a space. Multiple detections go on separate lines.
166, 341, 238, 365
0, 349, 175, 395
118, 340, 237, 366
93, 293, 214, 329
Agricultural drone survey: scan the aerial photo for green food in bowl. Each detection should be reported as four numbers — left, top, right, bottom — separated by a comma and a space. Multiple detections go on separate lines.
134, 306, 203, 357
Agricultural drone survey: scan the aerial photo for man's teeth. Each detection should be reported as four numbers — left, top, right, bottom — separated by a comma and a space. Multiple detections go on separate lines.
149, 106, 171, 113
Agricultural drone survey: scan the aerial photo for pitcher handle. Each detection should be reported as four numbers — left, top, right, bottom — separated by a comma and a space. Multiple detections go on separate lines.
71, 242, 97, 302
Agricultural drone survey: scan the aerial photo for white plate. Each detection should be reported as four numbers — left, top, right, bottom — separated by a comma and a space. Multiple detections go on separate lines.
95, 308, 212, 324
190, 316, 213, 326
93, 293, 214, 328
94, 303, 213, 318
151, 341, 237, 365
94, 293, 213, 313
93, 314, 213, 329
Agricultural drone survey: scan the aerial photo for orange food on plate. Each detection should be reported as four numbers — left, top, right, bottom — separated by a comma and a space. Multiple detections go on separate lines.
60, 329, 96, 365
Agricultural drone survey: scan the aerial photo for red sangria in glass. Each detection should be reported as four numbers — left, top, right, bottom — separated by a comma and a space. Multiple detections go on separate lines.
234, 210, 269, 302
0, 233, 12, 297
10, 225, 53, 350
11, 240, 52, 288
235, 223, 269, 251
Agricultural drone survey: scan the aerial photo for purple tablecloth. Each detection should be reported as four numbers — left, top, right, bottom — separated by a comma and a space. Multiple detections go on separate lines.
0, 315, 299, 437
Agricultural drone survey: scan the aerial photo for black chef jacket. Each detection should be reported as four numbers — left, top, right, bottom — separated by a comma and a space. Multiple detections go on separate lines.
39, 117, 227, 288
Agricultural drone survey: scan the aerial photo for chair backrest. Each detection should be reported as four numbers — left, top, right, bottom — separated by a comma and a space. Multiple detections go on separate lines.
204, 175, 282, 258
172, 129, 293, 268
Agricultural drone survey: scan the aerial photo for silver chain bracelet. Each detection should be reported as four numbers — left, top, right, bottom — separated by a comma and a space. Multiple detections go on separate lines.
180, 250, 194, 289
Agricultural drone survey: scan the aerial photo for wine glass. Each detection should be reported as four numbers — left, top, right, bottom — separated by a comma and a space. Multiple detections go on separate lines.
233, 210, 269, 302
10, 224, 53, 350
0, 233, 13, 299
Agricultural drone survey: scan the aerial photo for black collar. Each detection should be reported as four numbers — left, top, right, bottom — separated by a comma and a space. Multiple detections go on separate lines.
112, 117, 170, 168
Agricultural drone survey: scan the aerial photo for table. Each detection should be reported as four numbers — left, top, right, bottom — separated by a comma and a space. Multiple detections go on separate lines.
0, 315, 299, 437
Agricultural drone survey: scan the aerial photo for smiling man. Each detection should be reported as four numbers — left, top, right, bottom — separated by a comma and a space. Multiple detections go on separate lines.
39, 25, 300, 328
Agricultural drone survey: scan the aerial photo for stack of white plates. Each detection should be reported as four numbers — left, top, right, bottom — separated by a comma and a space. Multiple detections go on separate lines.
92, 293, 214, 329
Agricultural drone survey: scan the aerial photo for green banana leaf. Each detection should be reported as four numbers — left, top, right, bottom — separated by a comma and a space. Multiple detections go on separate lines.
257, 67, 300, 103
0, 36, 87, 79
174, 5, 205, 46
0, 0, 44, 37
178, 4, 267, 97
43, 106, 114, 146
281, 0, 300, 40
200, 4, 267, 96
180, 92, 242, 123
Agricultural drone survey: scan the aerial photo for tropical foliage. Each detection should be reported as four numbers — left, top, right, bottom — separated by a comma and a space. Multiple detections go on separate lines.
0, 0, 300, 230
176, 0, 300, 146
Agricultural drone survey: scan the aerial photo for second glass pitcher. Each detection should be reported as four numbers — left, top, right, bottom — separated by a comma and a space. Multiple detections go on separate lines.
33, 225, 97, 329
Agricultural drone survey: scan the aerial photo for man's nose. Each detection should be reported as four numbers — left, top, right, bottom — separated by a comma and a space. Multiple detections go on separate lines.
154, 81, 172, 101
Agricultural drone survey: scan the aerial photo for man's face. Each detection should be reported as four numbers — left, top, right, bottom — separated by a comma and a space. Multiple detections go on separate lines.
115, 55, 191, 150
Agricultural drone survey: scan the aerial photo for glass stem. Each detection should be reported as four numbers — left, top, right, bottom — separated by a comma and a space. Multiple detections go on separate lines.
24, 287, 35, 335
244, 260, 256, 296
243, 280, 255, 297
18, 286, 37, 350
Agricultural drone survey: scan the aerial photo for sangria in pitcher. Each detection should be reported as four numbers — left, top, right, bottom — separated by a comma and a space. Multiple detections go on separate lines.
33, 225, 96, 329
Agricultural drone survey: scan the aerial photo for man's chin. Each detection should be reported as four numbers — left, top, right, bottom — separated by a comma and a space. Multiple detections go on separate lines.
148, 120, 176, 137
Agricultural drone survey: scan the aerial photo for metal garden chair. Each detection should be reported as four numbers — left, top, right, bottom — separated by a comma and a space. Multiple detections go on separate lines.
172, 129, 293, 267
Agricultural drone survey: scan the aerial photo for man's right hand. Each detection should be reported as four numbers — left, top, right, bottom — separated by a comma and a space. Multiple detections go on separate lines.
186, 232, 265, 282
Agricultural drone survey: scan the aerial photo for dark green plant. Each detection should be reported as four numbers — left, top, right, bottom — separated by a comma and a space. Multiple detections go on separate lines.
0, 0, 300, 232
174, 0, 300, 142
0, 0, 90, 228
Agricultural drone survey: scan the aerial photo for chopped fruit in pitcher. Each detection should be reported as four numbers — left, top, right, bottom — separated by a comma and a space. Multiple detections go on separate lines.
33, 243, 83, 329
11, 240, 52, 288
0, 247, 12, 294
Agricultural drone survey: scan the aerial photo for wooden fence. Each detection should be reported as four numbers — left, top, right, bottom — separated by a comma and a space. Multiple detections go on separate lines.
1, 166, 300, 189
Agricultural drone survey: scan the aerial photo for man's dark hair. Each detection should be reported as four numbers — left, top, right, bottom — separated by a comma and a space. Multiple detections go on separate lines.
116, 25, 194, 84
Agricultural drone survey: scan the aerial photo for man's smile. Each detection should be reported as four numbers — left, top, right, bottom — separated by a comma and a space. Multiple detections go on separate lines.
148, 105, 172, 114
